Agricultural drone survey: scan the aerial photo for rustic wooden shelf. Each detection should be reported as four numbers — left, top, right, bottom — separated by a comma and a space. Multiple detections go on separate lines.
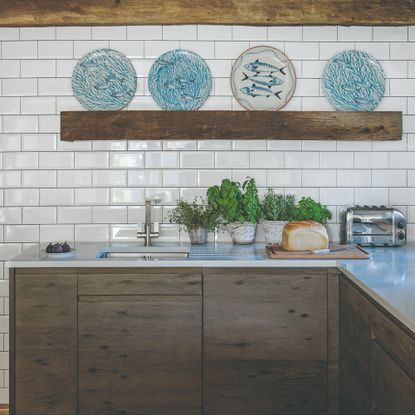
2, 0, 415, 26
60, 111, 402, 142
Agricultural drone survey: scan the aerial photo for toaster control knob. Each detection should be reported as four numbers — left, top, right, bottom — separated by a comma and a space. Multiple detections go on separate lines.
397, 220, 406, 229
397, 232, 405, 241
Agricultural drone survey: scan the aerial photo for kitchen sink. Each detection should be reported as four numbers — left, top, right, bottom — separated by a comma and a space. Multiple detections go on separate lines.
97, 245, 190, 260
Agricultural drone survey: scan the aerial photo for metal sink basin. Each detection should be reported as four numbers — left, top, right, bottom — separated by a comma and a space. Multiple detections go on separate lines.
97, 245, 190, 260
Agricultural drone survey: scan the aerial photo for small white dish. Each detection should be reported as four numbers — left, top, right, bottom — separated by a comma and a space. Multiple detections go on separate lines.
43, 251, 75, 259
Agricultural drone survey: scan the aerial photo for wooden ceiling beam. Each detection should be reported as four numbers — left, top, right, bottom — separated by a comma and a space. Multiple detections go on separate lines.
1, 0, 415, 27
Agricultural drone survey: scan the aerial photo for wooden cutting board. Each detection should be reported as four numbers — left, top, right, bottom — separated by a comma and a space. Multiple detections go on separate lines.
266, 244, 369, 259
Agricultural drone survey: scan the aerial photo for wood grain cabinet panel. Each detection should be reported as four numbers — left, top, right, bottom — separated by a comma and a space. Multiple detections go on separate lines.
78, 268, 201, 296
13, 269, 77, 415
204, 268, 329, 415
372, 342, 415, 415
339, 276, 373, 415
339, 275, 415, 415
78, 295, 202, 415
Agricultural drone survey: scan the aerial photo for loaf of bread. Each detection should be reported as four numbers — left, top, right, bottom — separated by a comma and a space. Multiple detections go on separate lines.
281, 220, 329, 251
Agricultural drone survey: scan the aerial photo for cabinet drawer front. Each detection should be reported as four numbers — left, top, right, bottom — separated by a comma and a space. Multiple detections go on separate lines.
78, 270, 201, 295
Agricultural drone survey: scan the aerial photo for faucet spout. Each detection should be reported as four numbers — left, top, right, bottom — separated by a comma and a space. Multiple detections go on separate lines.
138, 198, 161, 246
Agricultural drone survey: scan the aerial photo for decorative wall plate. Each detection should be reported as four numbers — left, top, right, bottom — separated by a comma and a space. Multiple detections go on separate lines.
322, 50, 385, 111
231, 46, 296, 111
148, 49, 212, 110
72, 48, 137, 111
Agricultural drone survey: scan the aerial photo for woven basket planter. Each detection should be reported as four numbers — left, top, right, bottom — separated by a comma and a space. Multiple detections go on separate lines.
228, 222, 257, 244
187, 227, 208, 245
262, 220, 288, 244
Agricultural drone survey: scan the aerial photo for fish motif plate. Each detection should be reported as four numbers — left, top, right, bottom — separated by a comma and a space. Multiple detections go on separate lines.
231, 46, 296, 111
148, 49, 212, 110
322, 50, 385, 111
72, 48, 137, 111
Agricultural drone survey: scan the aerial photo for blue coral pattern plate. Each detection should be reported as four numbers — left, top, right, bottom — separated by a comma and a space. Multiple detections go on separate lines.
148, 49, 212, 110
322, 50, 385, 111
231, 46, 296, 111
72, 48, 137, 110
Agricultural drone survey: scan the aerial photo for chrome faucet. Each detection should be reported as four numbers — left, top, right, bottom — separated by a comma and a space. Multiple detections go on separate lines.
137, 198, 161, 246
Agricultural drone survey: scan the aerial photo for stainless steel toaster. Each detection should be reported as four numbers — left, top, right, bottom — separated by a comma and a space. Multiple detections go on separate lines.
341, 206, 406, 247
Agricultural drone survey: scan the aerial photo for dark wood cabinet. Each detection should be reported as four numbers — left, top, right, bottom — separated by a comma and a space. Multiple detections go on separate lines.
340, 275, 415, 415
11, 269, 77, 415
77, 269, 202, 415
9, 266, 340, 415
78, 296, 202, 415
10, 265, 415, 415
203, 268, 337, 415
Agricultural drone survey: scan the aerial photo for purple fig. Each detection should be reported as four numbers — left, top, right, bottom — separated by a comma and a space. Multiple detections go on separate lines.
62, 242, 71, 253
46, 243, 54, 253
53, 244, 63, 253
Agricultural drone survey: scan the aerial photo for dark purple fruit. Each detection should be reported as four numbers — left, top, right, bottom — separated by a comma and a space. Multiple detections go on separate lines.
53, 244, 63, 253
46, 243, 54, 253
62, 242, 71, 253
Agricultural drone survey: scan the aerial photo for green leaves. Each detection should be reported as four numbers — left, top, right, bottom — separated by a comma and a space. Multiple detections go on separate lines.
261, 191, 331, 223
261, 190, 296, 221
207, 177, 261, 224
207, 181, 332, 226
294, 197, 332, 223
168, 197, 220, 231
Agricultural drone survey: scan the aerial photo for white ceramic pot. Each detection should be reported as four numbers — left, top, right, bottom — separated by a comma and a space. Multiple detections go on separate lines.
188, 227, 208, 245
261, 220, 288, 245
228, 222, 257, 244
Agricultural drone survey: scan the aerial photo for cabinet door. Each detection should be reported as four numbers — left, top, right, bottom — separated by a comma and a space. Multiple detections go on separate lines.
372, 341, 415, 415
339, 277, 373, 415
78, 295, 202, 415
13, 269, 77, 415
204, 268, 328, 415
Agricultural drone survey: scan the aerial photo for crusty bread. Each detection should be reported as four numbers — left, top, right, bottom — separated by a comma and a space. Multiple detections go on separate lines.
281, 220, 329, 251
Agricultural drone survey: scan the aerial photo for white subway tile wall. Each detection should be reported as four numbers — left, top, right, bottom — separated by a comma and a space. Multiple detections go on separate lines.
0, 24, 415, 401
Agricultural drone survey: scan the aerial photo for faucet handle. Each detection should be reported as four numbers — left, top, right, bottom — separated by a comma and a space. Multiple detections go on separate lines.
152, 222, 160, 234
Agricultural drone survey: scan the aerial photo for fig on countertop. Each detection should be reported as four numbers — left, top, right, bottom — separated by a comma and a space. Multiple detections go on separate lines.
52, 244, 63, 253
46, 241, 72, 254
62, 242, 71, 253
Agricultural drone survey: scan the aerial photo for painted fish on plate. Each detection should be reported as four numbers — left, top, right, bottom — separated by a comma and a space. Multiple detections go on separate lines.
231, 46, 296, 111
148, 49, 212, 110
244, 59, 287, 76
242, 72, 283, 87
240, 84, 282, 99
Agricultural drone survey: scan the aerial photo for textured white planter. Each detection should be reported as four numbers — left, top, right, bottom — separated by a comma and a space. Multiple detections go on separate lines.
262, 220, 288, 244
187, 227, 208, 245
228, 222, 257, 244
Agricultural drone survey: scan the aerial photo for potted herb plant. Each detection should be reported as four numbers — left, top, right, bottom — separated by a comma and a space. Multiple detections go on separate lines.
261, 190, 296, 244
207, 177, 261, 244
168, 198, 219, 245
293, 197, 332, 223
